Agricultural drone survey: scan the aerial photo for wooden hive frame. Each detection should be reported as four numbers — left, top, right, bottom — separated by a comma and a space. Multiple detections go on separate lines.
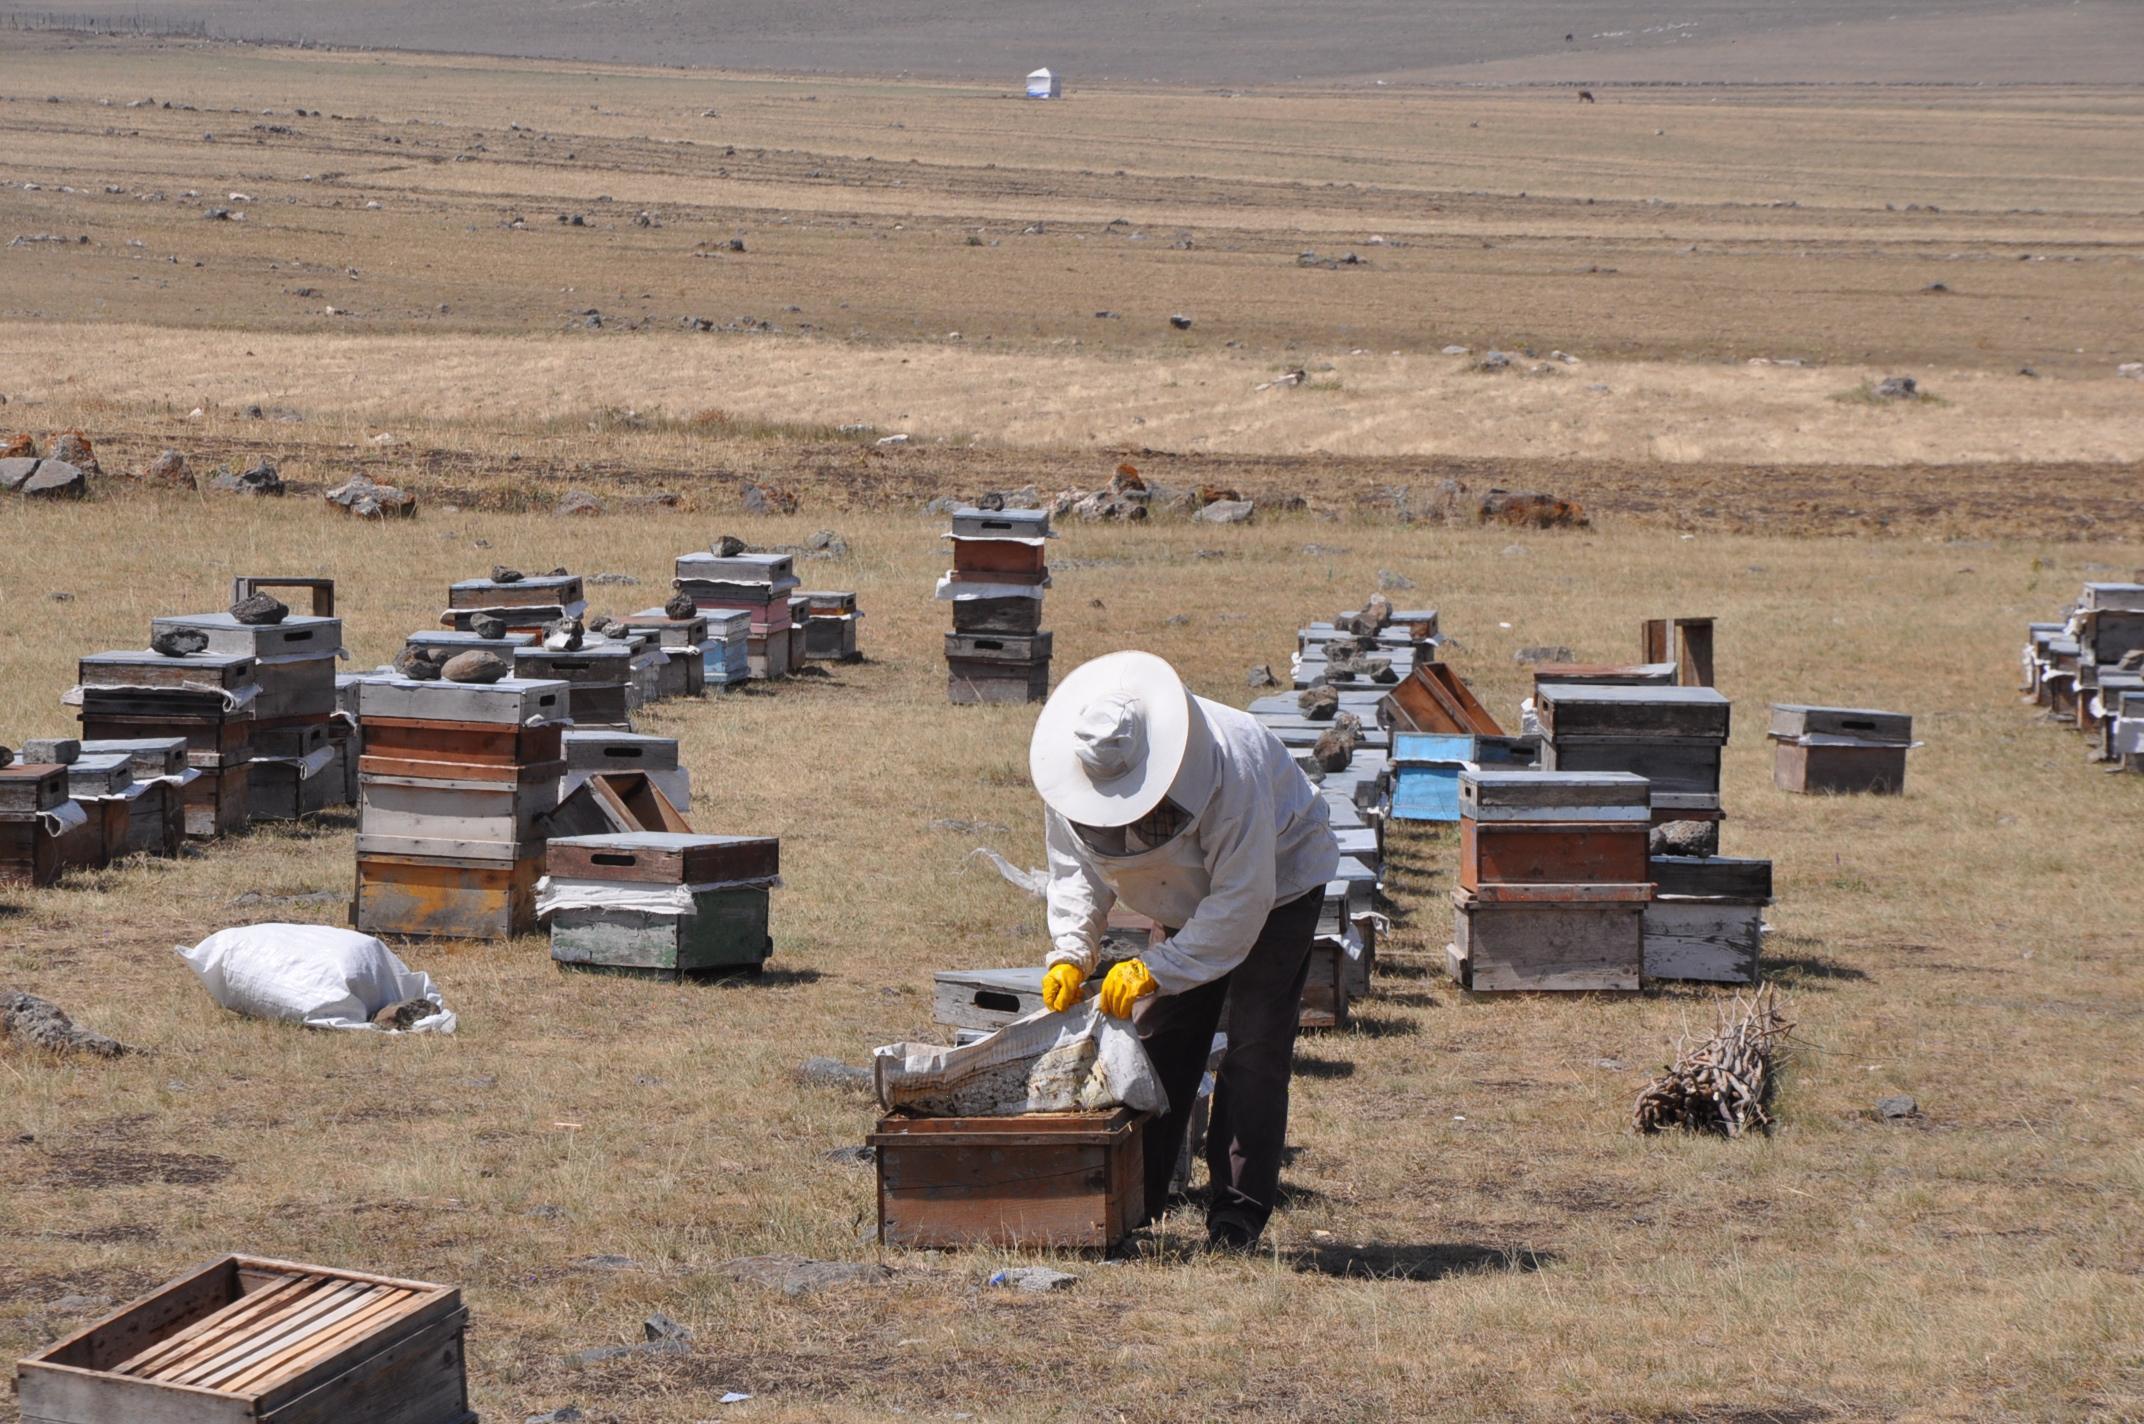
16, 1254, 471, 1424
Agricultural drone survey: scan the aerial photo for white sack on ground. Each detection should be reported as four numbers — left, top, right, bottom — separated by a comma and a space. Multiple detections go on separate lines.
875, 1001, 1167, 1117
174, 923, 456, 1033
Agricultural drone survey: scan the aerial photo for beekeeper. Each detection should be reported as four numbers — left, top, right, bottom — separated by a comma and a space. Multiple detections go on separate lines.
1029, 650, 1340, 1250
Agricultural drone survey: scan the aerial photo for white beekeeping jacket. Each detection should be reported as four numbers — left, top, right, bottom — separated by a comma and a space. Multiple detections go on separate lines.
1044, 697, 1339, 995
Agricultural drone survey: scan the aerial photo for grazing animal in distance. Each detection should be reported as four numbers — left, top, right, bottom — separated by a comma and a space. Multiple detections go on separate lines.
1578, 90, 1596, 103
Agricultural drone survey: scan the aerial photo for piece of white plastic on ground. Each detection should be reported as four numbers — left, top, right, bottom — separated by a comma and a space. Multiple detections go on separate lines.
876, 1001, 1168, 1117
966, 846, 1047, 898
719, 1392, 752, 1405
174, 922, 456, 1033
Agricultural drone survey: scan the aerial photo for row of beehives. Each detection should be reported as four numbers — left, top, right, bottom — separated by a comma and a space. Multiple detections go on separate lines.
341, 556, 824, 955
1, 578, 353, 886
1370, 618, 1913, 993
2022, 580, 2144, 769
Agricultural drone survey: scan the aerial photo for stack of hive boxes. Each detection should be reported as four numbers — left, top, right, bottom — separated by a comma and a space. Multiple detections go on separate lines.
1448, 769, 1652, 992
0, 762, 70, 887
798, 591, 863, 662
515, 637, 637, 731
442, 571, 584, 635
541, 833, 779, 978
617, 610, 707, 699
75, 648, 258, 841
1535, 683, 1731, 848
354, 675, 570, 939
76, 737, 191, 858
940, 507, 1054, 705
151, 610, 344, 821
1768, 704, 1917, 794
674, 550, 796, 679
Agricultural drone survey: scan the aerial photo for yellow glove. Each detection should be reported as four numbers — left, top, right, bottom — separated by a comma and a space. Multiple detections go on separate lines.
1097, 959, 1158, 1018
1041, 963, 1087, 1014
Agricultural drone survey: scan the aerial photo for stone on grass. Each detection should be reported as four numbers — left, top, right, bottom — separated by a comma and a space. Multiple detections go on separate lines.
325, 474, 416, 518
556, 490, 603, 517
23, 738, 79, 765
3, 990, 134, 1058
588, 572, 639, 586
370, 998, 434, 1030
1514, 645, 1575, 666
1875, 1095, 1920, 1121
643, 1312, 692, 1344
1168, 314, 1194, 330
823, 1145, 875, 1166
740, 482, 799, 515
230, 591, 288, 625
525, 1407, 585, 1423
987, 1267, 1078, 1293
0, 457, 40, 490
0, 434, 34, 460
1479, 490, 1586, 529
1194, 499, 1255, 525
442, 651, 509, 684
1377, 569, 1417, 591
47, 430, 98, 475
20, 460, 86, 498
209, 460, 284, 496
152, 628, 209, 657
141, 449, 194, 488
1873, 375, 1920, 400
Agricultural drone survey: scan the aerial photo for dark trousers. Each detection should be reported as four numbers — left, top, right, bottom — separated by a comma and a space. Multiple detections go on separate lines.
1132, 887, 1323, 1239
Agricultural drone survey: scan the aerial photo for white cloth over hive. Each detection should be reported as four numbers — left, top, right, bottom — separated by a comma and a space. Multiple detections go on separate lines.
876, 1002, 1166, 1117
1045, 697, 1339, 996
174, 923, 456, 1033
534, 874, 780, 919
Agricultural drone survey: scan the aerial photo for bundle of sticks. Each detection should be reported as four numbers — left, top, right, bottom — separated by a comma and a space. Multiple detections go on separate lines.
1633, 986, 1791, 1138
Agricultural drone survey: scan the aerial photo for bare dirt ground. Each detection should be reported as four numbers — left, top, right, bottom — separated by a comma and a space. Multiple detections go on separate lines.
0, 31, 2142, 1424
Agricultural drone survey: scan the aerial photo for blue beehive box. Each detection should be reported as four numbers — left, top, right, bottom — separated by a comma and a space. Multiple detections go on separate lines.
1390, 732, 1476, 822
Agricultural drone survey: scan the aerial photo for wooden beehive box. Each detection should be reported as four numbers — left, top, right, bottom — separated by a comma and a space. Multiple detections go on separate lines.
1388, 731, 1475, 822
14, 1254, 471, 1424
562, 731, 688, 810
354, 850, 544, 939
947, 657, 1052, 706
1536, 682, 1730, 741
1529, 662, 1678, 690
931, 967, 1048, 1032
1298, 934, 1352, 1030
0, 764, 69, 815
948, 535, 1049, 576
1378, 663, 1503, 736
544, 831, 781, 976
1643, 855, 1773, 985
250, 750, 343, 822
1448, 890, 1645, 992
948, 594, 1044, 635
359, 677, 568, 729
869, 1108, 1145, 1251
78, 650, 259, 696
1772, 740, 1910, 795
403, 630, 536, 661
148, 615, 341, 721
447, 571, 583, 611
949, 507, 1052, 539
1767, 704, 1912, 744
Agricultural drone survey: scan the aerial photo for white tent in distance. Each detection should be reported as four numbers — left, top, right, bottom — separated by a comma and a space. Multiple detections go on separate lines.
1026, 67, 1061, 99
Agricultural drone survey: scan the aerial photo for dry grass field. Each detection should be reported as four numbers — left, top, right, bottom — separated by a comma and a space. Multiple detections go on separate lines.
1, 27, 2142, 1424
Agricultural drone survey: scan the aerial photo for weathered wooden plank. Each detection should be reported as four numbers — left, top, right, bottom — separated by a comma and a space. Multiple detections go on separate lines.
1460, 819, 1649, 889
545, 832, 775, 885
1772, 741, 1909, 795
1536, 683, 1731, 740
1767, 703, 1912, 744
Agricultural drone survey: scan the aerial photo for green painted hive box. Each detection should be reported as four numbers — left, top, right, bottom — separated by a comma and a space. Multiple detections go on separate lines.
542, 833, 779, 980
